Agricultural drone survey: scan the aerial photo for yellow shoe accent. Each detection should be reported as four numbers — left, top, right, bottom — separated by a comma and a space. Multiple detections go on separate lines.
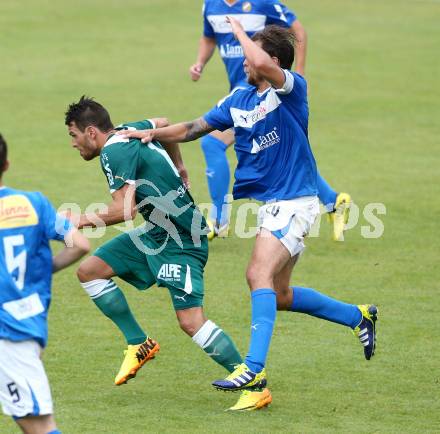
114, 338, 159, 386
206, 219, 229, 241
352, 304, 378, 360
329, 192, 351, 241
227, 388, 272, 411
206, 219, 216, 241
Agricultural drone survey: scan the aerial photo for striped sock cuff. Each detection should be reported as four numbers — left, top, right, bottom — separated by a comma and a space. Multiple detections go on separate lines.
80, 279, 117, 299
192, 320, 221, 349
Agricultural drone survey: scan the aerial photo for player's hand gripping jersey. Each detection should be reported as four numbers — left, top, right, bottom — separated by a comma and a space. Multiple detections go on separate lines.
0, 188, 71, 347
204, 70, 318, 202
203, 0, 296, 89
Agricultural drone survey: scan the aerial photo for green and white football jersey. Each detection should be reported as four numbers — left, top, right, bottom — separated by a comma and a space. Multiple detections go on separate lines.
100, 120, 207, 246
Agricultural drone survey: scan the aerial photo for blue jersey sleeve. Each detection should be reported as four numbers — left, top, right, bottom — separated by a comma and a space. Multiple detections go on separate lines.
264, 0, 296, 27
38, 194, 73, 242
203, 3, 215, 38
203, 94, 234, 131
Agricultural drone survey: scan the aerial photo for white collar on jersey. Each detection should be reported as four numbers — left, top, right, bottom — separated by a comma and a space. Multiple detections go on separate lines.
257, 86, 271, 98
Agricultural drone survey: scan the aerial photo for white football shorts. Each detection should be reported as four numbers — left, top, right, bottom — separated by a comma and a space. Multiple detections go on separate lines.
0, 339, 53, 418
257, 196, 320, 256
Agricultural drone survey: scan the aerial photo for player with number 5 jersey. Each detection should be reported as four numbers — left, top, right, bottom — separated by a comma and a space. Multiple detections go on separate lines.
0, 133, 90, 434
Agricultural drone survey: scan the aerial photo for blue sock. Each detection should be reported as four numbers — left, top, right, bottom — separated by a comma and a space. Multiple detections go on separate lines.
244, 288, 276, 373
201, 134, 230, 225
47, 430, 61, 434
317, 170, 338, 212
291, 286, 361, 329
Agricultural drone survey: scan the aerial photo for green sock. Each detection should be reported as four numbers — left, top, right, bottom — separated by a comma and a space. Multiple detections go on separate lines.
92, 282, 147, 345
192, 320, 242, 373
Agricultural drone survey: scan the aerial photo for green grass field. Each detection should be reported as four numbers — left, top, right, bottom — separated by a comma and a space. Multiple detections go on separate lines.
1, 0, 440, 432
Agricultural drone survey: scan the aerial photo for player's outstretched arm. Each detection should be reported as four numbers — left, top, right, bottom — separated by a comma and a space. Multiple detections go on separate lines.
53, 228, 90, 273
77, 184, 137, 229
290, 20, 307, 76
227, 16, 285, 89
119, 117, 215, 145
189, 36, 216, 81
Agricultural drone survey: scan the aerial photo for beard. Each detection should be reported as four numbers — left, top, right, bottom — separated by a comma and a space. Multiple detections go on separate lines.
246, 70, 262, 87
78, 147, 98, 161
247, 75, 258, 86
82, 153, 95, 161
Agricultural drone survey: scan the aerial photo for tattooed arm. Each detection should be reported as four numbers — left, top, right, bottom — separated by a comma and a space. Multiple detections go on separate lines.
119, 117, 215, 145
182, 117, 215, 141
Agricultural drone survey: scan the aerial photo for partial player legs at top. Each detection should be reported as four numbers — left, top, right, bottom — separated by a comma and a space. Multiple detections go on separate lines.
317, 169, 338, 211
317, 169, 352, 241
201, 129, 234, 239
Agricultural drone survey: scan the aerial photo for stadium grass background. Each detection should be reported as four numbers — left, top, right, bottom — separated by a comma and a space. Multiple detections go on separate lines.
1, 0, 439, 432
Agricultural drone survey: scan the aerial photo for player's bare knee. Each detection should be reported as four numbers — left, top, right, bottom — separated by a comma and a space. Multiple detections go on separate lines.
76, 259, 94, 282
246, 263, 271, 290
178, 317, 199, 337
77, 256, 112, 282
177, 308, 206, 337
246, 263, 258, 287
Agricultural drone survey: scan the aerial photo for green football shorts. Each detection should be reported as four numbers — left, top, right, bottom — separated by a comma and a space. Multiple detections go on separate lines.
94, 230, 208, 311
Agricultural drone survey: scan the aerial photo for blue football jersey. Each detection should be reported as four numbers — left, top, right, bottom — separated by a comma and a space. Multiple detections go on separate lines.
0, 187, 71, 347
204, 70, 318, 202
203, 0, 296, 89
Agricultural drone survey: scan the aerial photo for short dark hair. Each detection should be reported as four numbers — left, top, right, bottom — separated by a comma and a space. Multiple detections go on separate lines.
0, 133, 8, 177
65, 95, 114, 132
252, 25, 295, 70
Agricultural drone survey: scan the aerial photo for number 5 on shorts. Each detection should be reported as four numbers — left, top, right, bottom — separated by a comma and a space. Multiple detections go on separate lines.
7, 382, 21, 403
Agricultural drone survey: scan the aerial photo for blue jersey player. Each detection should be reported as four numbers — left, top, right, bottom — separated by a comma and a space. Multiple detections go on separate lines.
0, 134, 90, 433
189, 0, 351, 241
123, 21, 378, 411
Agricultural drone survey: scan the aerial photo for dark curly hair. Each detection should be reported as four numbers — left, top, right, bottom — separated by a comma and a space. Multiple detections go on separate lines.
65, 95, 114, 132
252, 25, 295, 70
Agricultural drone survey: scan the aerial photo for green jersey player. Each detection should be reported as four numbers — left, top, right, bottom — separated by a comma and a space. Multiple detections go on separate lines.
64, 96, 245, 395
